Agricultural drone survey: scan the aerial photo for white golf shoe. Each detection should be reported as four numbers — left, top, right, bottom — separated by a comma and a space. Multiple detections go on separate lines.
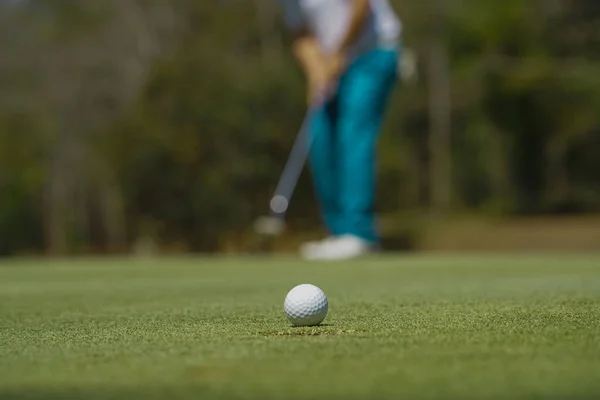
300, 234, 379, 261
299, 236, 338, 260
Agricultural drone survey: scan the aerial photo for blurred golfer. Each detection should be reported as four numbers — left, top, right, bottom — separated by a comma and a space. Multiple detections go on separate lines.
278, 0, 402, 260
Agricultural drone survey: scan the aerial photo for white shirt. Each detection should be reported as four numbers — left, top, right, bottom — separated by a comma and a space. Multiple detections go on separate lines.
279, 0, 401, 56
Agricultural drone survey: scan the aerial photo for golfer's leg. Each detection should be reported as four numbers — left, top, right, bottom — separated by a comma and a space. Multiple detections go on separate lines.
308, 101, 341, 236
336, 48, 399, 243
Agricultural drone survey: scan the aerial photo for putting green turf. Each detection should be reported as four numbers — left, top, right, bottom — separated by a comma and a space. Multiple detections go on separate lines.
1, 254, 599, 399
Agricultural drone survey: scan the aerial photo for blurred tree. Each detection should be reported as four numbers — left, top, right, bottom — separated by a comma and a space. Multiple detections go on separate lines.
0, 0, 598, 255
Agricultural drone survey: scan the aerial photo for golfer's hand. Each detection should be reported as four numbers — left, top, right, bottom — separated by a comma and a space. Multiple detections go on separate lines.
323, 53, 346, 87
306, 63, 328, 104
306, 53, 345, 103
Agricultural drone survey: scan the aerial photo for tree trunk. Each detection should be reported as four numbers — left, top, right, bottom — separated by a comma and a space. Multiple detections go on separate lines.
427, 12, 452, 214
254, 0, 284, 64
102, 181, 126, 253
45, 149, 69, 255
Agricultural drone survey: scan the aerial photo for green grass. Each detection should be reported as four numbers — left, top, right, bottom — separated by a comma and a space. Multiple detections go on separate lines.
1, 254, 599, 399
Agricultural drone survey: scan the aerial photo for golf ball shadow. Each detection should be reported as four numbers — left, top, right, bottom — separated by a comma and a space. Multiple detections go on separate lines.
290, 323, 334, 328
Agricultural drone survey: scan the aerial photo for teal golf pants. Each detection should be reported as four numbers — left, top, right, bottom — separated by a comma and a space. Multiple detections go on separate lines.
309, 47, 399, 243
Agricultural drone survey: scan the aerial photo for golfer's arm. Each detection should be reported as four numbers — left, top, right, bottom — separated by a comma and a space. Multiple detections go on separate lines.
291, 29, 323, 73
335, 0, 370, 56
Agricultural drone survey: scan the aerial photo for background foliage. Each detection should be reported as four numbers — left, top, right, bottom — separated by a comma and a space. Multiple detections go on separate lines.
0, 0, 599, 255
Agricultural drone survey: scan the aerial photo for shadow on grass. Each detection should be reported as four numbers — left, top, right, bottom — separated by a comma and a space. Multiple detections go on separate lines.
0, 387, 180, 400
260, 325, 368, 337
3, 387, 599, 400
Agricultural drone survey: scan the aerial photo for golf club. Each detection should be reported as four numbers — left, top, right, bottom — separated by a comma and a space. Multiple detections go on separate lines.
253, 98, 323, 237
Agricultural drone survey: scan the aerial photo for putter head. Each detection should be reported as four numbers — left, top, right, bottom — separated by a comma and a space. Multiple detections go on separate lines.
270, 195, 289, 215
253, 215, 285, 237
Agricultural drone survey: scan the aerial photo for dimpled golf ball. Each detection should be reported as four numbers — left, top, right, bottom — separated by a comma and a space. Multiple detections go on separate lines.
284, 284, 328, 326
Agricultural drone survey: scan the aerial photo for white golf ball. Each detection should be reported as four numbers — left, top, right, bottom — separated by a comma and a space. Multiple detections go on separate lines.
284, 284, 328, 327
